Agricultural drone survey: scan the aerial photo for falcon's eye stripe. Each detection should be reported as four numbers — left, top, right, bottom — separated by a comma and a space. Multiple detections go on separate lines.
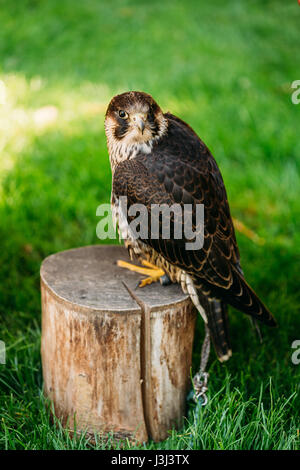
118, 110, 128, 119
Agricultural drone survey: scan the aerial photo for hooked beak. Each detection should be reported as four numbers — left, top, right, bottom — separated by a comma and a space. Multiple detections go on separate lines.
133, 114, 146, 134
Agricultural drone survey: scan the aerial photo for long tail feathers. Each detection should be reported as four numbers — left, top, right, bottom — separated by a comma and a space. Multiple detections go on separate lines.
222, 268, 277, 327
194, 268, 276, 362
197, 291, 232, 362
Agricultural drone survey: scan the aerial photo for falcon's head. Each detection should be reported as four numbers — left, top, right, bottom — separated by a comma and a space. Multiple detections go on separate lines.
105, 91, 167, 151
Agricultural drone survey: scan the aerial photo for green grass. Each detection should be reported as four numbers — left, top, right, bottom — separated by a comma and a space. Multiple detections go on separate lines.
0, 0, 299, 450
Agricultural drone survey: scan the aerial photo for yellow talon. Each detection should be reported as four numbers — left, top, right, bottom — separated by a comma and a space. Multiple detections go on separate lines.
117, 259, 165, 287
140, 259, 160, 269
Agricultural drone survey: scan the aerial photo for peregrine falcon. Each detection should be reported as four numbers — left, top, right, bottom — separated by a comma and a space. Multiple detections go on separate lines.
105, 91, 276, 362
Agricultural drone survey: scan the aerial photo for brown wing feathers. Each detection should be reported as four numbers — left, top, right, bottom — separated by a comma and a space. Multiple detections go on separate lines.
112, 114, 276, 328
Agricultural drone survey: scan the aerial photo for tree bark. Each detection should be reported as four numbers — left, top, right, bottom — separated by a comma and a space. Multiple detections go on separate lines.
41, 245, 196, 443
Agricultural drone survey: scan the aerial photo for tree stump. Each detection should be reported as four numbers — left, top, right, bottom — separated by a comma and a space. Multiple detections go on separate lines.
40, 245, 196, 443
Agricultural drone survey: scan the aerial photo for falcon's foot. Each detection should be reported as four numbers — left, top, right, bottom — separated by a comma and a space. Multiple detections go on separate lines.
117, 259, 166, 288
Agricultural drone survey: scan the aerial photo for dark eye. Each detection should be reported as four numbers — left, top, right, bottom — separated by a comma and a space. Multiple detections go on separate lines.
118, 110, 128, 119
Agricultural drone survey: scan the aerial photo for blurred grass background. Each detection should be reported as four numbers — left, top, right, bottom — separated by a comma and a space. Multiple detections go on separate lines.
0, 0, 299, 450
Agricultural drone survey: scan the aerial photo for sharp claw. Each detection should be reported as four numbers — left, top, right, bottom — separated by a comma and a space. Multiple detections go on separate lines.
138, 277, 152, 288
117, 259, 166, 288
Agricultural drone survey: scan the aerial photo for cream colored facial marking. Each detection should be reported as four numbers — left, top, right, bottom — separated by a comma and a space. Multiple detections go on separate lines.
105, 103, 168, 171
131, 112, 147, 133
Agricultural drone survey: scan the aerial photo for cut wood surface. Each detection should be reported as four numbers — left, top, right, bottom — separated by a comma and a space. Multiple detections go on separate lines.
40, 245, 197, 443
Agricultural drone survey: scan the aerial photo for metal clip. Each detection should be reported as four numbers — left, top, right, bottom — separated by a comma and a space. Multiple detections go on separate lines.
192, 371, 209, 406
